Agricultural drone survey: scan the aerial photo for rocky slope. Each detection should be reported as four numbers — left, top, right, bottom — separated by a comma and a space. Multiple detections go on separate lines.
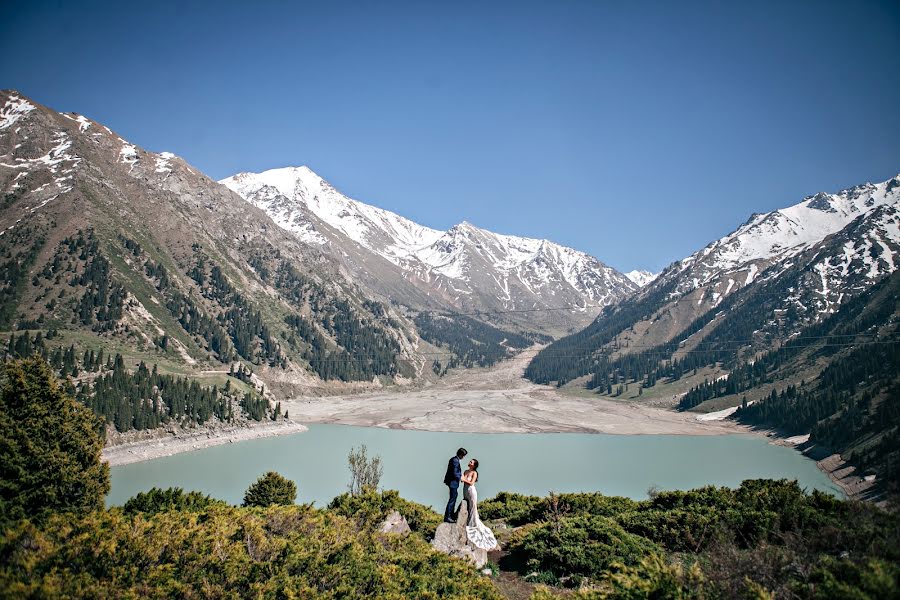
0, 90, 422, 402
221, 166, 637, 335
526, 173, 900, 386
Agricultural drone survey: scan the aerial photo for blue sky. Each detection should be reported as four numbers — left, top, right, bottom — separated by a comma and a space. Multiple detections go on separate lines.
2, 0, 899, 272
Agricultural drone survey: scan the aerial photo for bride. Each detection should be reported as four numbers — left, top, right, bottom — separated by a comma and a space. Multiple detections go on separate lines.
460, 459, 498, 550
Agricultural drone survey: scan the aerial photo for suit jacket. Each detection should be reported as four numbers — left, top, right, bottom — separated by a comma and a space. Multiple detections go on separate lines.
444, 456, 461, 486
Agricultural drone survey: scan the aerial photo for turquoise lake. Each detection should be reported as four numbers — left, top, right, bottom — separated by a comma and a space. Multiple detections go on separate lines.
107, 424, 842, 508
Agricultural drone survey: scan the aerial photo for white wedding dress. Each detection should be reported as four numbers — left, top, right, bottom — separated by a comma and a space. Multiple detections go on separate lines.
463, 482, 498, 550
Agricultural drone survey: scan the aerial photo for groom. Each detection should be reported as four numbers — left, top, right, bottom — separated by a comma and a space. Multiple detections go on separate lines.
443, 447, 467, 523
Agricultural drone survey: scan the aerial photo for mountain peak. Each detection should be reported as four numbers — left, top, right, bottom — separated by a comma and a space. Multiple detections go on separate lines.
223, 166, 637, 331
625, 270, 659, 287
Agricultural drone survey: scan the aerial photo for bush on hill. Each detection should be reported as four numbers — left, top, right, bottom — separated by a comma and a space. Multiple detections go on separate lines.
122, 487, 224, 515
327, 489, 443, 538
242, 471, 297, 507
506, 514, 661, 584
0, 504, 503, 599
484, 480, 900, 596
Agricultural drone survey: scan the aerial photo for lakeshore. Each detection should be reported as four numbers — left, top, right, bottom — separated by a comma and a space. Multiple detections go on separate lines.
102, 420, 308, 466
100, 348, 866, 502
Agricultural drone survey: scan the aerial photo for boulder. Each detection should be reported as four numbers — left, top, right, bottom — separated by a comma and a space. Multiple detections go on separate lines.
378, 510, 411, 535
430, 499, 488, 568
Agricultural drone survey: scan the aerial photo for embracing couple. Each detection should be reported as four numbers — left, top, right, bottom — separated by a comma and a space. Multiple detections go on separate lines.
443, 447, 498, 550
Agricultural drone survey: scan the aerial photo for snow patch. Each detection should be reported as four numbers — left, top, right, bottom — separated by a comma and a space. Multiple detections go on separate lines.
625, 270, 658, 287
119, 143, 138, 169
154, 151, 175, 174
696, 401, 754, 421
0, 94, 36, 130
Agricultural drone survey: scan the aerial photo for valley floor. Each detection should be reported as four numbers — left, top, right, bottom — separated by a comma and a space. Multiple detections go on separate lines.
280, 347, 737, 436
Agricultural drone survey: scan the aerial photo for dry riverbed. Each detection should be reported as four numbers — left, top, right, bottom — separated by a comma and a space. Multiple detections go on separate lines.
102, 347, 737, 468
281, 347, 737, 436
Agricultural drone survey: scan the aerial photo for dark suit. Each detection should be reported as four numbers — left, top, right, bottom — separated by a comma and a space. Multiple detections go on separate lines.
443, 455, 461, 521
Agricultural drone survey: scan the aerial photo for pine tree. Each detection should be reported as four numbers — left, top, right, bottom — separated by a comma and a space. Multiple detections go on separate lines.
0, 357, 110, 523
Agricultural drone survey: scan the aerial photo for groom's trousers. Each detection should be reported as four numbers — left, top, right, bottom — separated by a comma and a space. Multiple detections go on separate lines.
444, 481, 459, 521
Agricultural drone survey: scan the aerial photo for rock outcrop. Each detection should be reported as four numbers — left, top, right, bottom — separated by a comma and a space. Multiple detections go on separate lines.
378, 510, 411, 535
430, 500, 488, 568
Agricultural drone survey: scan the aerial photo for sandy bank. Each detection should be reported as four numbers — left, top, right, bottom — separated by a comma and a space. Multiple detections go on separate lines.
102, 420, 308, 467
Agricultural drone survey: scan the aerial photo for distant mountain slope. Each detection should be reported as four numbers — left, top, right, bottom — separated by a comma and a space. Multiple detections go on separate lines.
625, 270, 658, 287
221, 166, 637, 335
0, 90, 423, 423
684, 272, 900, 494
526, 173, 900, 386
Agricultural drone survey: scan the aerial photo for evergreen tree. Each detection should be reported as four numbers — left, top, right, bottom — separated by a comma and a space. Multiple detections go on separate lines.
242, 471, 297, 507
0, 357, 110, 523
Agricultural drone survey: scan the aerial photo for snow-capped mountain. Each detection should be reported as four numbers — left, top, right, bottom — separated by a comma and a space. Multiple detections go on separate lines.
625, 270, 658, 287
0, 90, 421, 395
665, 176, 900, 303
222, 166, 637, 333
643, 173, 900, 332
526, 173, 900, 385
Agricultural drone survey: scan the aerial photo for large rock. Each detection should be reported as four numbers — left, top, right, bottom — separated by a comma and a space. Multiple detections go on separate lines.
378, 510, 411, 535
430, 499, 488, 568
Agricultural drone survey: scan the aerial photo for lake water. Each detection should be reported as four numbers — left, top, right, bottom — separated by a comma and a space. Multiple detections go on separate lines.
107, 425, 843, 508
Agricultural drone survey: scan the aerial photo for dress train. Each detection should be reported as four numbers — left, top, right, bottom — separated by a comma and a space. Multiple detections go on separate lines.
463, 483, 498, 550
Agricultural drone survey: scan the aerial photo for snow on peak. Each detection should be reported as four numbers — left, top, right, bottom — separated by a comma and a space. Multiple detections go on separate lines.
154, 151, 176, 174
681, 174, 900, 286
0, 93, 36, 130
60, 112, 92, 132
222, 166, 636, 306
625, 270, 658, 287
118, 142, 138, 169
221, 166, 443, 257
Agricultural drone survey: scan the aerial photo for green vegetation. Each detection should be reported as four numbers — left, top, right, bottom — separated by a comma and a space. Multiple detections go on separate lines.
508, 514, 660, 585
347, 443, 384, 496
1, 355, 898, 598
0, 357, 109, 524
122, 487, 224, 515
415, 313, 543, 372
328, 489, 443, 538
481, 481, 900, 598
2, 337, 271, 432
0, 227, 44, 329
0, 503, 502, 599
242, 471, 297, 507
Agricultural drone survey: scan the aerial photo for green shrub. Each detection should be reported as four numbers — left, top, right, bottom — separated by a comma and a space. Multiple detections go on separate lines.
480, 491, 546, 525
796, 557, 900, 600
242, 471, 297, 507
616, 507, 725, 552
122, 487, 224, 515
328, 489, 442, 537
558, 492, 639, 518
480, 491, 638, 526
599, 554, 713, 599
645, 485, 737, 512
0, 504, 503, 599
507, 514, 661, 583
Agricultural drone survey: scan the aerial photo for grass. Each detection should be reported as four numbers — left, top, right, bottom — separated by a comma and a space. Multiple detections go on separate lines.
558, 365, 728, 407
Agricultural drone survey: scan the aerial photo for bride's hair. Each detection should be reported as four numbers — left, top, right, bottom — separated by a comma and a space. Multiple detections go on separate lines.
471, 459, 479, 471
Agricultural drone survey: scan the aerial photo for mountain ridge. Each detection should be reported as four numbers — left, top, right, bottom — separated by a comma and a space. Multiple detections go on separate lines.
526, 171, 900, 387
221, 166, 638, 335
